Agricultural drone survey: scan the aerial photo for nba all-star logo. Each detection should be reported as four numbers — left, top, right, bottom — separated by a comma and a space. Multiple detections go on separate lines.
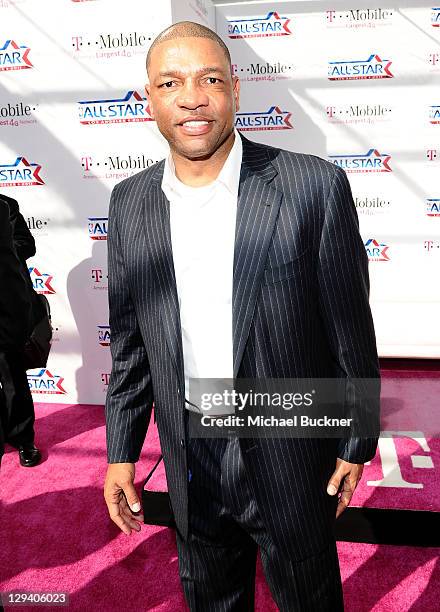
328, 54, 393, 80
364, 239, 390, 262
78, 91, 153, 125
328, 149, 392, 173
426, 198, 440, 217
88, 217, 108, 240
227, 11, 291, 39
27, 369, 67, 395
432, 7, 440, 26
0, 157, 44, 187
98, 325, 110, 347
28, 267, 56, 294
0, 40, 32, 71
235, 106, 293, 131
429, 105, 440, 124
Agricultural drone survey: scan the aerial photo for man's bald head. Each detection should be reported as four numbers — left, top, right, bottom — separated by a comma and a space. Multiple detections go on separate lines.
146, 21, 232, 75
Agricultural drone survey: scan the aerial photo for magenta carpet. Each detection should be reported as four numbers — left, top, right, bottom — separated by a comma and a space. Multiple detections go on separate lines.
1, 368, 439, 610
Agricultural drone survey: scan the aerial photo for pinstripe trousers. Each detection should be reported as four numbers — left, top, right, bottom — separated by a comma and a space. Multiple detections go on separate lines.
176, 435, 344, 612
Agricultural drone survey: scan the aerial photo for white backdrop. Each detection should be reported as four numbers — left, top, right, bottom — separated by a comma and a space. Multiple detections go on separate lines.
0, 0, 438, 405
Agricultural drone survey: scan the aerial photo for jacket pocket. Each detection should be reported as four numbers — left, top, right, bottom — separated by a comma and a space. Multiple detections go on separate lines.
262, 249, 310, 286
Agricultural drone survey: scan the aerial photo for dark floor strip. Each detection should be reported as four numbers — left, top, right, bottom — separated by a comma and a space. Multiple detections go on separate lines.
335, 507, 440, 547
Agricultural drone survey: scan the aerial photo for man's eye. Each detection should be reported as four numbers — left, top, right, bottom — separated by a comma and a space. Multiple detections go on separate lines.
207, 77, 221, 84
160, 81, 175, 88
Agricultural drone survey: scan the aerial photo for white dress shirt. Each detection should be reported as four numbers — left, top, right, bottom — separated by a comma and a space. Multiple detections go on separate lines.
161, 130, 243, 407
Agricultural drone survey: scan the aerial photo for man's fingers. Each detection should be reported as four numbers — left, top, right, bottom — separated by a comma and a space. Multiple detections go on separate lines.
107, 500, 132, 535
335, 470, 361, 518
327, 464, 347, 495
104, 463, 141, 535
121, 482, 142, 513
120, 505, 143, 531
336, 484, 354, 518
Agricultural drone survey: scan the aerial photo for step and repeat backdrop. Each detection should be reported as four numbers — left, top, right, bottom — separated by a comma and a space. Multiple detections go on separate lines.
1, 0, 439, 404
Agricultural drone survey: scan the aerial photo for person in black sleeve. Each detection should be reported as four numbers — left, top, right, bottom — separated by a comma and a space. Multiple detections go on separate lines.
0, 193, 43, 467
0, 199, 32, 465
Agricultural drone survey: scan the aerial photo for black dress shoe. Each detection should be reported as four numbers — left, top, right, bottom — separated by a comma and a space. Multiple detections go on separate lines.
18, 444, 42, 467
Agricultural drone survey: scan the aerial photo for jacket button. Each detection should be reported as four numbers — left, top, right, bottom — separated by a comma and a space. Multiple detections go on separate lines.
180, 439, 185, 448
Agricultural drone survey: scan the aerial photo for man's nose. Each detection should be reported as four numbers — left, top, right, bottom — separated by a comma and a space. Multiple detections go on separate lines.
176, 80, 209, 109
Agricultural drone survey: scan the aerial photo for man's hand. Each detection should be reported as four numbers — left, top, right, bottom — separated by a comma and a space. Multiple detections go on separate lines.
104, 463, 144, 535
327, 458, 364, 518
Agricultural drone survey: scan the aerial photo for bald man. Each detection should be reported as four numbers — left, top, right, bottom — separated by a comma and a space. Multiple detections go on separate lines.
104, 21, 380, 611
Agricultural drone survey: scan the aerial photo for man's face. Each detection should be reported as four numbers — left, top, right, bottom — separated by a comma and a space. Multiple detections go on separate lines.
145, 36, 240, 160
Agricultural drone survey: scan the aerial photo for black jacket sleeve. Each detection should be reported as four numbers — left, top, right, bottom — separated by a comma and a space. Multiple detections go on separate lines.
317, 166, 381, 464
0, 194, 36, 261
0, 201, 32, 349
105, 185, 154, 463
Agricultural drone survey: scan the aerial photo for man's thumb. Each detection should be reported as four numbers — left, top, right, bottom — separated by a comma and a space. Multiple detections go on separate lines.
123, 484, 141, 512
327, 468, 342, 496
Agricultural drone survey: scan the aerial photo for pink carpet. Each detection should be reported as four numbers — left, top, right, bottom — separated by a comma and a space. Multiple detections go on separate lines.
0, 370, 439, 610
349, 361, 440, 511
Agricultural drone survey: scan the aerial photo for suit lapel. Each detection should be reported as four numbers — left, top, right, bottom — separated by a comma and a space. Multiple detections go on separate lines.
233, 136, 282, 378
143, 162, 184, 388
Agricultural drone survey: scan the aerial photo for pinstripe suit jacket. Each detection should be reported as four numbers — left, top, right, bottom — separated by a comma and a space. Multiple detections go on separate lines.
105, 133, 380, 559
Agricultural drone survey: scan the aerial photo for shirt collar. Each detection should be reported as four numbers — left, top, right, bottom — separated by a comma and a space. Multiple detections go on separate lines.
161, 129, 242, 200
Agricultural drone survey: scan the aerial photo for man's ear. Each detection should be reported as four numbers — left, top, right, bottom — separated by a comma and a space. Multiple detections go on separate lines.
232, 76, 240, 113
145, 84, 154, 119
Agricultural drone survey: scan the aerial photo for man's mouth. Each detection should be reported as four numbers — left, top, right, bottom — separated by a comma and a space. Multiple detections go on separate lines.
178, 118, 214, 136
181, 120, 210, 127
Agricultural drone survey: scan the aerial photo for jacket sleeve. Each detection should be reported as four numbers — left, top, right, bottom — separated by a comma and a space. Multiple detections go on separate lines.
105, 185, 154, 463
0, 202, 32, 349
317, 166, 380, 464
2, 195, 36, 262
